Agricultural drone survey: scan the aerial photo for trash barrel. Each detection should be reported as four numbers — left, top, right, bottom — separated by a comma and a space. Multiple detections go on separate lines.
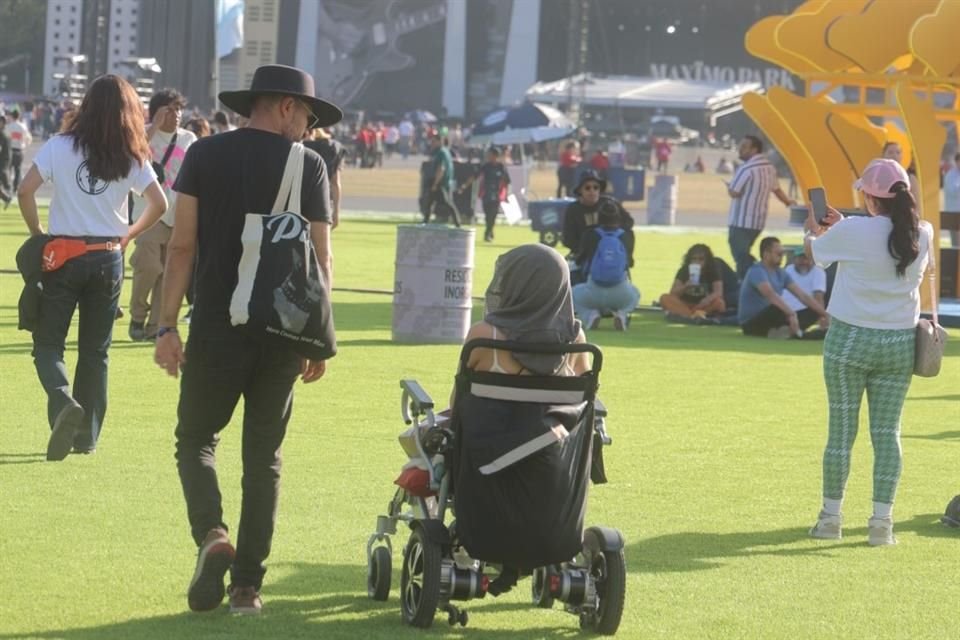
646, 174, 677, 225
392, 225, 475, 343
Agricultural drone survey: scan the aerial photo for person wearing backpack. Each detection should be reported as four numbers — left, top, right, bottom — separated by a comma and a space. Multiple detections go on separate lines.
572, 201, 639, 330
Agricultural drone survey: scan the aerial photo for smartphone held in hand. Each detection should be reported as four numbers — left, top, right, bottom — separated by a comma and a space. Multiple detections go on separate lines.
808, 187, 828, 225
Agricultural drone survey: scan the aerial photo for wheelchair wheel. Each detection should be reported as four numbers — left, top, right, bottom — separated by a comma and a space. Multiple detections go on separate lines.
531, 566, 555, 608
367, 546, 391, 601
585, 548, 626, 635
400, 528, 442, 628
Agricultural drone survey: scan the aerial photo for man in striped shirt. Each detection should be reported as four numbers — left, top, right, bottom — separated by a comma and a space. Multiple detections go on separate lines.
726, 135, 795, 278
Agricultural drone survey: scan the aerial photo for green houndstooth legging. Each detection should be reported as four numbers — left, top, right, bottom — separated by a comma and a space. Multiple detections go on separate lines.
821, 318, 915, 505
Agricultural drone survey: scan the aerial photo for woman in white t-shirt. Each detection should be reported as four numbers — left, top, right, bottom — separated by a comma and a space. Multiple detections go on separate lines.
803, 158, 934, 546
17, 75, 166, 461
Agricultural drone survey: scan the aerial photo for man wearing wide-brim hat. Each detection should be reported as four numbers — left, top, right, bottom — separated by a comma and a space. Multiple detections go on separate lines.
154, 64, 342, 616
561, 169, 634, 265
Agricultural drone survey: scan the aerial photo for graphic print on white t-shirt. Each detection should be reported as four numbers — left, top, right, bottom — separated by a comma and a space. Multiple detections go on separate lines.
33, 134, 157, 238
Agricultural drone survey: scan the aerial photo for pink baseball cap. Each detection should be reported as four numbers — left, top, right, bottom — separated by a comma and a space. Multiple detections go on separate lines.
854, 158, 910, 199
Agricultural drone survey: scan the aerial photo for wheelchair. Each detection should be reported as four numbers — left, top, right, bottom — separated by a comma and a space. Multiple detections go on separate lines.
365, 339, 626, 634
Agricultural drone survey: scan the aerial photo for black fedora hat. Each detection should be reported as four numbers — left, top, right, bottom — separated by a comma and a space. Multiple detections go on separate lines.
218, 64, 342, 128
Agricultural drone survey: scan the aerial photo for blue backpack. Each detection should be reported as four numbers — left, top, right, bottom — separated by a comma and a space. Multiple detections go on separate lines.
588, 228, 628, 287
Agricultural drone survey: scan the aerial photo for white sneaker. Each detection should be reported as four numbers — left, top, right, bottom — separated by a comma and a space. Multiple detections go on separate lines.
584, 311, 601, 330
868, 516, 896, 546
613, 312, 629, 331
809, 511, 842, 539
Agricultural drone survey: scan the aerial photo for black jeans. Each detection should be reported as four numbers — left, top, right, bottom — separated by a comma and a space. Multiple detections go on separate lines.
482, 200, 499, 239
421, 186, 461, 226
728, 226, 762, 279
741, 305, 819, 336
175, 331, 301, 589
32, 247, 123, 450
0, 163, 11, 201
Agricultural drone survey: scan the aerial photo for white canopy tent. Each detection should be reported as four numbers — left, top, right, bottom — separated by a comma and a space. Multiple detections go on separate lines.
524, 73, 763, 126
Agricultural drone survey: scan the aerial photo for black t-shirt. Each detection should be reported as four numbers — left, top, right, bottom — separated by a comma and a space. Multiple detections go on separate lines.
174, 128, 330, 331
561, 196, 634, 255
477, 161, 510, 202
303, 137, 345, 178
675, 263, 720, 302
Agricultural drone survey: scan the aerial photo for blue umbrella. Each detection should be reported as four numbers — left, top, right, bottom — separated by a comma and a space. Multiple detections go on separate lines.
469, 102, 574, 145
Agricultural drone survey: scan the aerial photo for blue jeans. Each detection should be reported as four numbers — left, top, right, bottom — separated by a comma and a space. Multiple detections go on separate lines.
32, 247, 123, 450
728, 226, 762, 279
573, 279, 641, 316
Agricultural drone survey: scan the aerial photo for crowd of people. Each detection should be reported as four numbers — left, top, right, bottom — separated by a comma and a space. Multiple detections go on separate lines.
5, 60, 955, 621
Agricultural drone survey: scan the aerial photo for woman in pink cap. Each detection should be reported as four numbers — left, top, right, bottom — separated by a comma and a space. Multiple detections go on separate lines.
802, 158, 935, 546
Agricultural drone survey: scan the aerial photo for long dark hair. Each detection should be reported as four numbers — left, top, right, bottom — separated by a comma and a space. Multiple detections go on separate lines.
62, 75, 151, 182
681, 243, 717, 280
873, 182, 919, 277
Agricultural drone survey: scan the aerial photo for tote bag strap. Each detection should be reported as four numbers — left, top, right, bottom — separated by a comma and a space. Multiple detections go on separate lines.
270, 142, 306, 215
929, 267, 939, 327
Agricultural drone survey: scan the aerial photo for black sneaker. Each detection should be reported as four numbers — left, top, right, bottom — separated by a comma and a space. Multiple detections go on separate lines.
47, 400, 84, 461
129, 320, 146, 342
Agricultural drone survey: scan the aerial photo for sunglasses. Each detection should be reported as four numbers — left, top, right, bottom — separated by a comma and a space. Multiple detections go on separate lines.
298, 100, 320, 129
581, 184, 601, 192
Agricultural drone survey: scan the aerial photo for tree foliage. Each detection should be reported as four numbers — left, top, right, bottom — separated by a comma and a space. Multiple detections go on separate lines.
0, 0, 47, 94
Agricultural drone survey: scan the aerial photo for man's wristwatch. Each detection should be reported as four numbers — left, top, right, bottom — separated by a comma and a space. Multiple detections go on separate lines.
157, 326, 178, 338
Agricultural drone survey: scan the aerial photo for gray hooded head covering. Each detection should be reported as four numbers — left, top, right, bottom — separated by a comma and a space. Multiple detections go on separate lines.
483, 244, 581, 375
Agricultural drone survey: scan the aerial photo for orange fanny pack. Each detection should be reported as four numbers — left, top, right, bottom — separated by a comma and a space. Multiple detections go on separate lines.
42, 238, 121, 272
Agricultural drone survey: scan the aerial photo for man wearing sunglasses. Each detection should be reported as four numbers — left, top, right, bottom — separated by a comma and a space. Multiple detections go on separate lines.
155, 65, 342, 616
561, 170, 633, 271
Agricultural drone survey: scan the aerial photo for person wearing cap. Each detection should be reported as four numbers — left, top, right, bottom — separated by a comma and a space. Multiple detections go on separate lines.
804, 158, 936, 547
128, 88, 197, 342
421, 134, 460, 226
458, 145, 511, 241
737, 236, 828, 338
561, 170, 633, 265
726, 135, 796, 279
154, 64, 342, 615
780, 246, 828, 339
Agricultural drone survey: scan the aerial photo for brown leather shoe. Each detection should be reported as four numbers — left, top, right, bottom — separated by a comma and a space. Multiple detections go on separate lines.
187, 528, 235, 612
228, 584, 262, 615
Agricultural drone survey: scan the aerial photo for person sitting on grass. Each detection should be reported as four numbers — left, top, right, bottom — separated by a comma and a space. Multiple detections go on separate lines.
659, 243, 726, 322
572, 201, 639, 331
781, 246, 829, 338
738, 236, 828, 338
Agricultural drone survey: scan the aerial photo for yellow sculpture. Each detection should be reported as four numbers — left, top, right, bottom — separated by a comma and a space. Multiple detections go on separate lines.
744, 0, 960, 309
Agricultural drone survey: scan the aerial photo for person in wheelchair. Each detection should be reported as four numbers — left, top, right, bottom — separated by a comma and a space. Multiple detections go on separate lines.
460, 243, 591, 380
369, 245, 625, 633
456, 244, 590, 594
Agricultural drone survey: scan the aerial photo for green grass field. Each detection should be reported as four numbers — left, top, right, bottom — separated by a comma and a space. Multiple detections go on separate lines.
0, 207, 957, 640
